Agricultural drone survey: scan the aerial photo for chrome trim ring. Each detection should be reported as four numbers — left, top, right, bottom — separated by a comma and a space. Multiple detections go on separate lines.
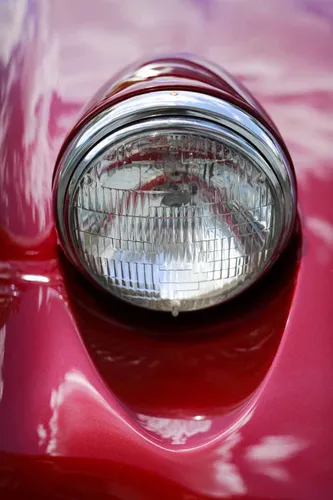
54, 90, 296, 307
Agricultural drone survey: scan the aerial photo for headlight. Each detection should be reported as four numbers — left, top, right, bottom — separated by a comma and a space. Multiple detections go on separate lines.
54, 60, 296, 315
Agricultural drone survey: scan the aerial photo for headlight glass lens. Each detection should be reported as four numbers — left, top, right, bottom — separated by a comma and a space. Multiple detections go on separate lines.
68, 129, 280, 313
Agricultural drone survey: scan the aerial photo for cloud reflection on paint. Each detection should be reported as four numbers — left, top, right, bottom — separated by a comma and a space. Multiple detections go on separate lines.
137, 414, 212, 445
1, 0, 333, 255
245, 435, 308, 481
0, 0, 28, 66
213, 432, 246, 497
36, 370, 113, 456
209, 431, 307, 497
307, 218, 333, 247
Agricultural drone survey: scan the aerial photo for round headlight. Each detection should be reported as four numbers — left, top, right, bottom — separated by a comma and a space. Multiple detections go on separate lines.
54, 88, 296, 315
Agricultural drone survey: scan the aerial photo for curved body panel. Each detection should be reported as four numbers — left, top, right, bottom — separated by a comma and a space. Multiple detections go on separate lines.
1, 1, 333, 498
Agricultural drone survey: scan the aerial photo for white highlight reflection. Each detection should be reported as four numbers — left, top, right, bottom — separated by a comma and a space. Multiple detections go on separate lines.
37, 423, 47, 447
0, 0, 28, 65
245, 435, 307, 482
307, 217, 333, 246
213, 432, 246, 497
37, 370, 113, 456
21, 274, 50, 283
137, 414, 212, 445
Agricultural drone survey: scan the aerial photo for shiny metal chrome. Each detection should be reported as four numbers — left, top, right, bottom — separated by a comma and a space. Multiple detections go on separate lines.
54, 91, 296, 309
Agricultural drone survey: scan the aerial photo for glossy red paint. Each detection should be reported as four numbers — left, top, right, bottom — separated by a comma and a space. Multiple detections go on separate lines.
62, 235, 300, 423
1, 1, 333, 499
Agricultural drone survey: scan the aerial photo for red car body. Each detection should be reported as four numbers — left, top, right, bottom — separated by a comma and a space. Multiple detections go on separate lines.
0, 0, 333, 498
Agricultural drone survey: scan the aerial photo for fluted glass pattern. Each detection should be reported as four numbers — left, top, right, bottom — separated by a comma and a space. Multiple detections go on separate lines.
70, 132, 277, 313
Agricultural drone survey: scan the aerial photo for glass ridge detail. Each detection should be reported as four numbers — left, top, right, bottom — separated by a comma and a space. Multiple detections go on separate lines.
69, 131, 277, 313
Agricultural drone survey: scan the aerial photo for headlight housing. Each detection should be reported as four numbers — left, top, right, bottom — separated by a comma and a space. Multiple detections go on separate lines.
53, 58, 296, 315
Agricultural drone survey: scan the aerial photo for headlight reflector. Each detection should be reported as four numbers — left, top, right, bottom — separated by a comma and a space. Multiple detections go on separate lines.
55, 91, 296, 314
